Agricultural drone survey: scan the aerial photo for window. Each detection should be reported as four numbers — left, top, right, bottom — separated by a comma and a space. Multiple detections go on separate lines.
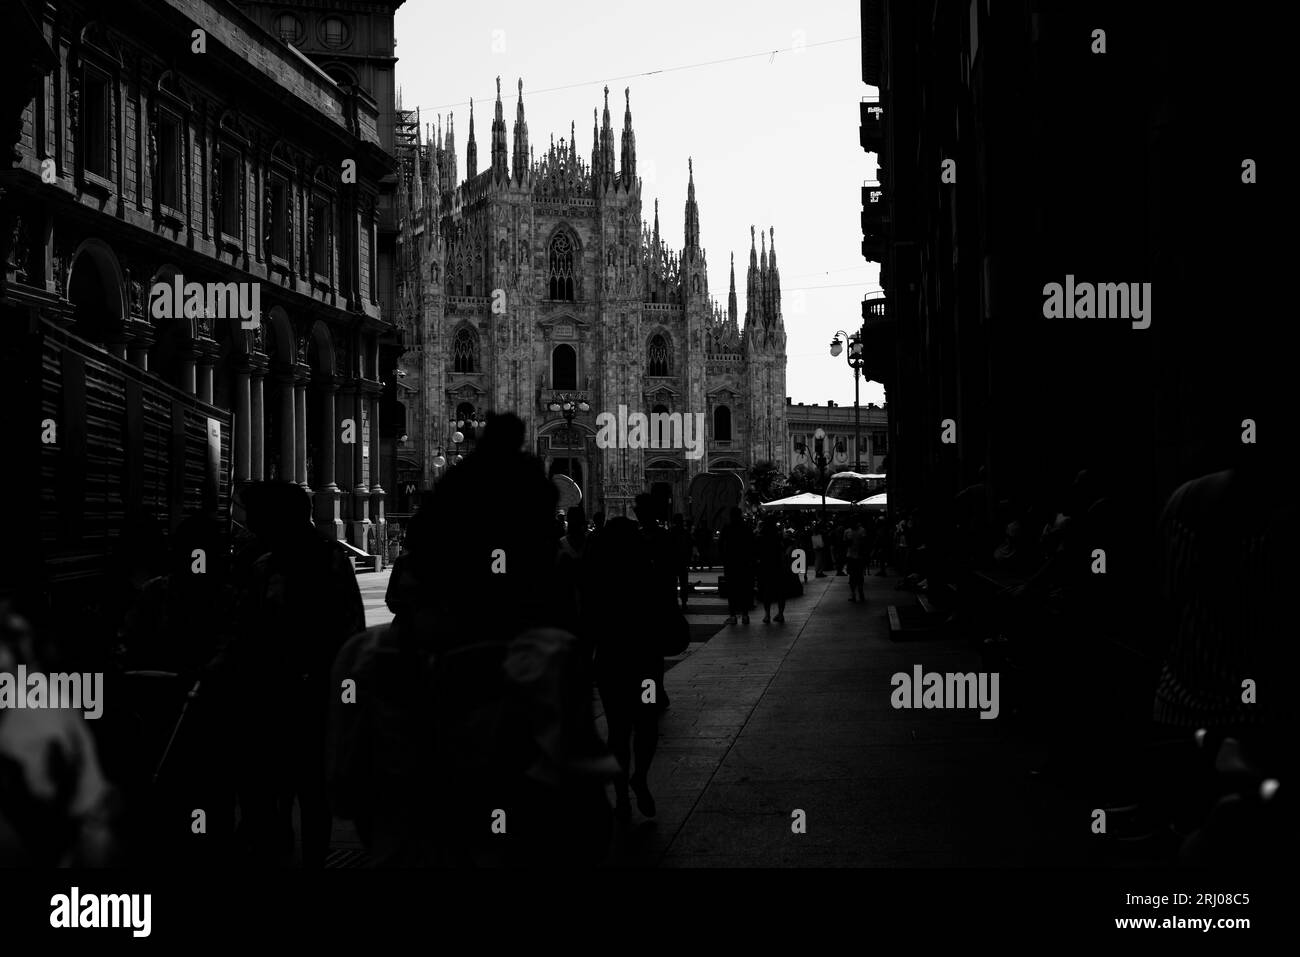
270, 174, 289, 260
82, 71, 111, 179
548, 233, 575, 301
275, 13, 304, 45
714, 405, 732, 442
311, 195, 329, 275
647, 333, 670, 376
321, 17, 350, 49
219, 150, 241, 236
158, 113, 181, 210
552, 344, 576, 390
651, 404, 670, 449
871, 430, 888, 455
453, 327, 478, 374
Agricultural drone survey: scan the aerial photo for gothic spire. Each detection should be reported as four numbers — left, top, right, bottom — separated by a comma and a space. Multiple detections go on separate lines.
600, 85, 615, 186
767, 226, 781, 324
620, 86, 637, 187
745, 225, 763, 336
684, 157, 700, 251
466, 98, 477, 179
728, 250, 738, 325
512, 78, 529, 184
491, 76, 508, 179
445, 112, 458, 187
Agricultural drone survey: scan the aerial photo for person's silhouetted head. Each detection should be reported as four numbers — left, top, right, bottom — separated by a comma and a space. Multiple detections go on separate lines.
239, 481, 314, 551
419, 413, 559, 646
565, 505, 587, 547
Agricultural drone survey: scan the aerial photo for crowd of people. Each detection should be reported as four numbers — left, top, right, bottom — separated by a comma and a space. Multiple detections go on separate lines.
0, 414, 719, 868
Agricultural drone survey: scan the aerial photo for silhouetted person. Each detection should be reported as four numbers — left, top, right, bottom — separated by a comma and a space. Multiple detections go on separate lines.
669, 513, 693, 611
231, 481, 364, 868
335, 414, 614, 866
385, 515, 422, 619
845, 516, 868, 602
555, 505, 588, 642
583, 516, 663, 822
720, 507, 755, 625
119, 512, 238, 864
693, 519, 712, 569
756, 519, 791, 623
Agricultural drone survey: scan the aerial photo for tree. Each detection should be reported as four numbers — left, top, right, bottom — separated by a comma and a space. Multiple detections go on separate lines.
786, 463, 821, 495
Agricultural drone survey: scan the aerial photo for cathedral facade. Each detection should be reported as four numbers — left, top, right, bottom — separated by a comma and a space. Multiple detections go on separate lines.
393, 79, 787, 519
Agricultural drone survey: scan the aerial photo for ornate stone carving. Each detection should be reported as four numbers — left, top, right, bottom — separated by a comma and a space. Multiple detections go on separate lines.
7, 214, 29, 280
263, 181, 273, 254
306, 198, 315, 267
212, 142, 222, 224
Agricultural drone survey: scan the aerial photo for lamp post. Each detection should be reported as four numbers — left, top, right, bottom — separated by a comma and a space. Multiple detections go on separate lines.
547, 392, 591, 497
440, 410, 485, 474
813, 427, 828, 525
829, 328, 867, 472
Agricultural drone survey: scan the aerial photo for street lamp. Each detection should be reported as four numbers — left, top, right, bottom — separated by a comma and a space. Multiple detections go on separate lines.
813, 427, 829, 525
829, 328, 867, 472
547, 392, 591, 497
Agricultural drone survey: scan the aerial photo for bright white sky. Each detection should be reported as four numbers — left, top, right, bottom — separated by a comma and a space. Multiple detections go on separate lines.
393, 0, 885, 408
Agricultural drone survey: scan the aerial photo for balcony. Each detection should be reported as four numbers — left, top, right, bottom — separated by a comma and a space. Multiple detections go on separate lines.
861, 294, 889, 324
860, 96, 884, 152
861, 179, 888, 263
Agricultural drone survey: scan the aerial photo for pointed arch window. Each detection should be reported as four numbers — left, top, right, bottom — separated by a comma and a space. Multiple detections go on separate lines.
453, 326, 479, 374
713, 404, 732, 442
647, 333, 670, 376
548, 232, 575, 301
552, 343, 577, 390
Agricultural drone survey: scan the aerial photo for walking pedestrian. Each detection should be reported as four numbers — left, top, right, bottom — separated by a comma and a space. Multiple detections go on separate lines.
231, 481, 364, 868
756, 519, 790, 623
846, 516, 868, 602
719, 507, 755, 626
583, 516, 664, 823
669, 513, 693, 611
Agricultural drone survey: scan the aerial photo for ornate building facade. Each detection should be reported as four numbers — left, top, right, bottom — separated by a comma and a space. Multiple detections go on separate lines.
2, 0, 403, 593
393, 80, 788, 518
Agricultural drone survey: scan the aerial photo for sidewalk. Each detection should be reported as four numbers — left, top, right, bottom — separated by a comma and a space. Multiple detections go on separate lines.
607, 569, 1073, 867
333, 566, 1077, 867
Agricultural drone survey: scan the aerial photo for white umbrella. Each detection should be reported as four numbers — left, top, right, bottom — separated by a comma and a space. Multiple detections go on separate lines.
760, 492, 853, 511
855, 492, 888, 511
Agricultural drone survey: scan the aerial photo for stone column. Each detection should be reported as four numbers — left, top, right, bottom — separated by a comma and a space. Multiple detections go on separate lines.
180, 343, 198, 396
346, 382, 371, 550
250, 360, 266, 481
294, 367, 309, 488
314, 377, 343, 538
234, 364, 252, 483
279, 372, 295, 482
195, 341, 218, 405
367, 390, 386, 568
